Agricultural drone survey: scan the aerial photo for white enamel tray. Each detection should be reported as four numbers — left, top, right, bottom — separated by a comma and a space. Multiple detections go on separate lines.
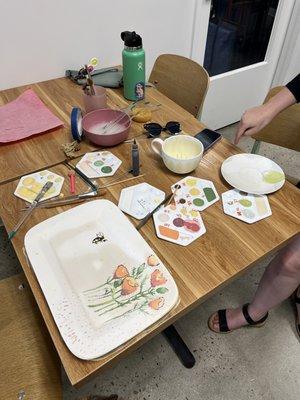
24, 200, 179, 360
221, 153, 285, 195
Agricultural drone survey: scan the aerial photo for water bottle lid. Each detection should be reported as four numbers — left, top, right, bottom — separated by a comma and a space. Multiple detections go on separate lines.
121, 31, 142, 48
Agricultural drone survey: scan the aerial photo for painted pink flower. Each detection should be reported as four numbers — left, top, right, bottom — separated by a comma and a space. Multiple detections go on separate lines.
150, 269, 167, 287
148, 297, 165, 310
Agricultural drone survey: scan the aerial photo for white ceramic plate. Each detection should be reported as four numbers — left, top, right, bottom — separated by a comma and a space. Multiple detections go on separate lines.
221, 154, 285, 195
24, 200, 179, 360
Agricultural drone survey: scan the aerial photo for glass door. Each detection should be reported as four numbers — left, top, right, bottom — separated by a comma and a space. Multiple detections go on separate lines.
191, 0, 295, 129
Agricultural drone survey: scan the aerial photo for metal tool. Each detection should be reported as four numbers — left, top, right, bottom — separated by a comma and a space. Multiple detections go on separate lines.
8, 181, 53, 239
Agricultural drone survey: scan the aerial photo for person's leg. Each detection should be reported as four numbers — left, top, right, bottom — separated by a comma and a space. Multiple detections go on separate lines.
209, 234, 300, 332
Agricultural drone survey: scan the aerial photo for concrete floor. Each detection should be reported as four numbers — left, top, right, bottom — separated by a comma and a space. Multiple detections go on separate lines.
1, 124, 299, 400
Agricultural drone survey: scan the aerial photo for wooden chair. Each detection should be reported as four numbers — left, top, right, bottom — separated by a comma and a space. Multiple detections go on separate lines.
251, 86, 300, 154
0, 273, 62, 399
149, 54, 209, 118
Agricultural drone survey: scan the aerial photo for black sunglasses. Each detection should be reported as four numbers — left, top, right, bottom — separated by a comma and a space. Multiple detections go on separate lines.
143, 121, 181, 137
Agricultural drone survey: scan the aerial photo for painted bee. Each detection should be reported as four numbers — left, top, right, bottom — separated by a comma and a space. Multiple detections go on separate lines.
92, 232, 107, 244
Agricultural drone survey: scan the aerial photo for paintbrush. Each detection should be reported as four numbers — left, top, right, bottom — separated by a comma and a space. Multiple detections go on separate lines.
136, 192, 173, 231
166, 185, 180, 206
8, 181, 53, 239
99, 173, 145, 189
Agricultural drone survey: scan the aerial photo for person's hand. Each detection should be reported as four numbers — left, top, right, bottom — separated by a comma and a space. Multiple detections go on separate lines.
234, 104, 274, 145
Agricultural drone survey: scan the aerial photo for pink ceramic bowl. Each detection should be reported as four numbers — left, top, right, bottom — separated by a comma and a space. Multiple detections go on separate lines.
82, 109, 131, 146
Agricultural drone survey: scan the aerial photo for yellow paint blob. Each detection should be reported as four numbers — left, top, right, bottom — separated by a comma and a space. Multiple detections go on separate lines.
263, 170, 284, 184
17, 187, 36, 200
189, 210, 199, 218
189, 188, 200, 196
30, 183, 43, 193
186, 178, 197, 187
22, 177, 35, 186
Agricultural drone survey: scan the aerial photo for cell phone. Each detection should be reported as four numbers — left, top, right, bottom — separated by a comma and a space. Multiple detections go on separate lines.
194, 129, 222, 152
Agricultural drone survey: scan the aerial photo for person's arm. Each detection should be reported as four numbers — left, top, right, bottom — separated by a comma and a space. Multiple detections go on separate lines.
234, 74, 299, 144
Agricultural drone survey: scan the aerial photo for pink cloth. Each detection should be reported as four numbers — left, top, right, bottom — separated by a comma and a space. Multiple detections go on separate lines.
0, 88, 64, 143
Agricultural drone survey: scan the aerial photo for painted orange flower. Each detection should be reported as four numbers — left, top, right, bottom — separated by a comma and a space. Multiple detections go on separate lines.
148, 297, 165, 310
121, 277, 139, 295
147, 254, 160, 267
150, 269, 167, 287
113, 264, 129, 279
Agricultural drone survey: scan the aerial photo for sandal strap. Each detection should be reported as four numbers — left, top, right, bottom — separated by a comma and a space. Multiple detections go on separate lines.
218, 309, 230, 332
242, 303, 268, 325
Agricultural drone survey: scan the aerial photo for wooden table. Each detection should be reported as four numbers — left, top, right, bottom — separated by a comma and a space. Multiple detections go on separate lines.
0, 78, 203, 184
0, 78, 299, 387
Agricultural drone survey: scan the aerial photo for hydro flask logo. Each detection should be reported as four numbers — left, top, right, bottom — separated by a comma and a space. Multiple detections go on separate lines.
138, 62, 143, 71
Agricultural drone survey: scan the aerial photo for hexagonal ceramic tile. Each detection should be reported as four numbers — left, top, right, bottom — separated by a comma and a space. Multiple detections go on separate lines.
171, 176, 219, 211
221, 189, 272, 224
14, 170, 64, 203
118, 182, 165, 220
76, 151, 122, 178
153, 203, 206, 246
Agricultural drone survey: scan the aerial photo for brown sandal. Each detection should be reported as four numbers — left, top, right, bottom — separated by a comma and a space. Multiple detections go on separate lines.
208, 303, 268, 334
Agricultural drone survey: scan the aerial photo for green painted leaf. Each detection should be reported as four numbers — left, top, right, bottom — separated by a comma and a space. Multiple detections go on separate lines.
113, 279, 122, 288
137, 263, 146, 275
156, 287, 168, 294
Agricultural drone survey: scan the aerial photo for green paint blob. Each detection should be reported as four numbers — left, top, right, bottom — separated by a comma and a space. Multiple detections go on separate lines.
101, 166, 113, 174
239, 199, 252, 207
263, 170, 284, 184
193, 198, 204, 207
203, 187, 216, 202
94, 160, 104, 167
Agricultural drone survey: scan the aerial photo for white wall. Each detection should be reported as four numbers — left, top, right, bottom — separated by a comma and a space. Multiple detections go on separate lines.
0, 0, 196, 90
273, 0, 300, 85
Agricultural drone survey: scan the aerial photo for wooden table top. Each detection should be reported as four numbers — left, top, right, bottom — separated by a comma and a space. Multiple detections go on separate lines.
0, 77, 201, 184
0, 79, 299, 387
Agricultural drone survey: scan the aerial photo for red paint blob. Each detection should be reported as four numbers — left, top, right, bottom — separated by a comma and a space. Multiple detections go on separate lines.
184, 220, 200, 232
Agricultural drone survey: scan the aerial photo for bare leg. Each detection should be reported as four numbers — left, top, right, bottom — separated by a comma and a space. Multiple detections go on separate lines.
210, 234, 300, 332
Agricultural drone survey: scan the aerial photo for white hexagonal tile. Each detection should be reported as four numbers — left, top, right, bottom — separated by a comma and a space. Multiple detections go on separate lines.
221, 189, 272, 224
76, 151, 122, 178
171, 176, 219, 212
14, 170, 64, 203
153, 203, 206, 246
118, 182, 165, 220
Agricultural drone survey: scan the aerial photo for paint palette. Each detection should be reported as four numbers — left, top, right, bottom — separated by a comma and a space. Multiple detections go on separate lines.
222, 189, 272, 224
171, 176, 219, 211
14, 170, 64, 203
153, 203, 206, 246
118, 183, 165, 220
76, 151, 122, 178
